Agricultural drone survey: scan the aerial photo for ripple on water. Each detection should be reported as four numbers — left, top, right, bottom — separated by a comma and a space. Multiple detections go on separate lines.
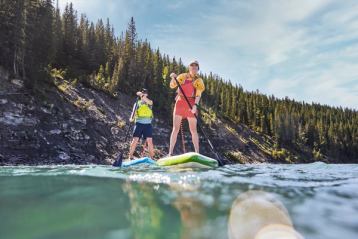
0, 163, 358, 239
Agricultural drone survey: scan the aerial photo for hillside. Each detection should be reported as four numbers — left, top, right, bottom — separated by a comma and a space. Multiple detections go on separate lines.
2, 66, 354, 165
0, 67, 289, 165
0, 0, 357, 164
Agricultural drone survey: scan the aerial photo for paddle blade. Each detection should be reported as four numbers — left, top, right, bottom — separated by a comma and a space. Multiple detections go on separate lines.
112, 153, 123, 167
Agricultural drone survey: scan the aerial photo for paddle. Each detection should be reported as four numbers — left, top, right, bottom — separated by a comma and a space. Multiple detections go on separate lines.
113, 99, 139, 167
170, 74, 224, 166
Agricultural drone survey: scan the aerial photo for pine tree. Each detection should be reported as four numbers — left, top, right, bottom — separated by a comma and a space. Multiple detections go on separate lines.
109, 56, 124, 95
0, 2, 357, 162
0, 0, 26, 77
62, 2, 78, 74
53, 0, 63, 68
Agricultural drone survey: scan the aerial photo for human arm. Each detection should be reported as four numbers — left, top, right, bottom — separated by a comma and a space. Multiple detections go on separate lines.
141, 95, 153, 106
136, 91, 153, 106
169, 73, 186, 88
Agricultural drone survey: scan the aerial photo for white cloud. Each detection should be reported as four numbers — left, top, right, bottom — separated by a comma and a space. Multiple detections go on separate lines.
57, 0, 358, 109
58, 0, 134, 25
191, 0, 358, 108
199, 0, 330, 63
306, 62, 358, 108
263, 61, 358, 108
266, 78, 300, 99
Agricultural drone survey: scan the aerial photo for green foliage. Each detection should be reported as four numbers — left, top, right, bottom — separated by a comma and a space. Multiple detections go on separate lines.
1, 0, 357, 162
202, 78, 358, 162
49, 67, 66, 80
312, 148, 323, 161
271, 148, 289, 161
225, 151, 245, 164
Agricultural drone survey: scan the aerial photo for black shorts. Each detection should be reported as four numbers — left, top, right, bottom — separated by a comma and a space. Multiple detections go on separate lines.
133, 123, 153, 139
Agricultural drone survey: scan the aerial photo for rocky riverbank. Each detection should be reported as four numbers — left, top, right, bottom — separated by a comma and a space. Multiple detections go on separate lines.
0, 67, 316, 165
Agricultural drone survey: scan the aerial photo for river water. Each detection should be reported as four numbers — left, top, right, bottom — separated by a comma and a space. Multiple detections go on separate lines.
0, 163, 357, 239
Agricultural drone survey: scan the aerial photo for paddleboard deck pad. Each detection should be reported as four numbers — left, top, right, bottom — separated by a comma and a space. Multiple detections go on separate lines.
157, 152, 218, 168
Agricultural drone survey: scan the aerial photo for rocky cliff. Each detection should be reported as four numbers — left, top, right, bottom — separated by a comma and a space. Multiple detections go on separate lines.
0, 68, 301, 165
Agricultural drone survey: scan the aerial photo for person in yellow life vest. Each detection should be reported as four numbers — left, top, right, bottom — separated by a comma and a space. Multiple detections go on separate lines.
127, 88, 155, 160
168, 60, 205, 155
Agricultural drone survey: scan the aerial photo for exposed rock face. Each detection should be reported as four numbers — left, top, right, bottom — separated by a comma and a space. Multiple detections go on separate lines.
1, 67, 285, 165
0, 73, 176, 165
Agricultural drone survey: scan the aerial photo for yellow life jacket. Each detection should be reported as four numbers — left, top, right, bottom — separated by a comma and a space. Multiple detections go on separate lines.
135, 100, 153, 119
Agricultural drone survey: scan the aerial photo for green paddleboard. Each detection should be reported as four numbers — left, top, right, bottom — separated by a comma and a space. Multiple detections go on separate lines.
157, 152, 218, 168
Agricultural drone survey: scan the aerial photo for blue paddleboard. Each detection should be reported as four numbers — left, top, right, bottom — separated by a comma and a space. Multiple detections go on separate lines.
121, 157, 156, 167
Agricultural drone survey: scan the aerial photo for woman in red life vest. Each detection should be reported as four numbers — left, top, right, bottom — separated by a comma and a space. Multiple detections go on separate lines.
168, 60, 205, 156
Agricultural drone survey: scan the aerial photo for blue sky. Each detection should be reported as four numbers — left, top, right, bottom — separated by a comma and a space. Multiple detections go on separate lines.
58, 0, 358, 109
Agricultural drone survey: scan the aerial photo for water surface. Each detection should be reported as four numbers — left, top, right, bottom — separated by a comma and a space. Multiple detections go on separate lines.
0, 163, 357, 239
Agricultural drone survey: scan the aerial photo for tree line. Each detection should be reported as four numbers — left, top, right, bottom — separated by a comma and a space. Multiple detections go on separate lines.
0, 0, 357, 162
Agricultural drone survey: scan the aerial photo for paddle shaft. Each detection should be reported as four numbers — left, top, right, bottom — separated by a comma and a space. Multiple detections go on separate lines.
173, 77, 224, 166
180, 120, 186, 153
124, 99, 141, 146
113, 99, 139, 166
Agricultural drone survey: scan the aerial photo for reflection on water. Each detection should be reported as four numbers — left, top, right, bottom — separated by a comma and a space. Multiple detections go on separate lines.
123, 182, 180, 239
0, 163, 357, 239
123, 173, 205, 239
228, 191, 303, 239
173, 194, 206, 239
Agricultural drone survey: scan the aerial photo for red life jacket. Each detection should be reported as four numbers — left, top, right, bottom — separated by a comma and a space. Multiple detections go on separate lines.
175, 74, 198, 101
